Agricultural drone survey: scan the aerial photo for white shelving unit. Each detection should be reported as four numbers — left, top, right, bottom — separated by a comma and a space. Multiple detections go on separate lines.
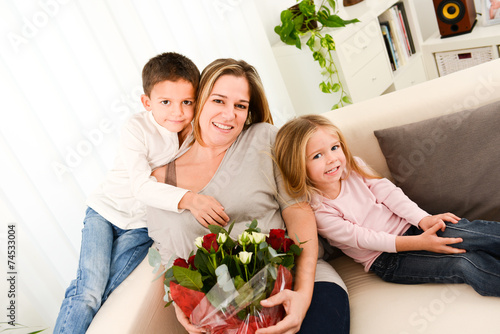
421, 19, 500, 79
272, 0, 427, 115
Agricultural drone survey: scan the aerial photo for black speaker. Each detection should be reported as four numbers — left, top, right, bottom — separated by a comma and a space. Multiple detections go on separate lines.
433, 0, 477, 37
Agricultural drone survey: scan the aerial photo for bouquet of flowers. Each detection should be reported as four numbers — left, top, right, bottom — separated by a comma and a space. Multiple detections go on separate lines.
148, 219, 304, 334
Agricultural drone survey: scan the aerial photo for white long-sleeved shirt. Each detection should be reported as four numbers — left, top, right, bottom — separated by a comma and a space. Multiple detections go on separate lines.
313, 157, 429, 271
86, 111, 191, 229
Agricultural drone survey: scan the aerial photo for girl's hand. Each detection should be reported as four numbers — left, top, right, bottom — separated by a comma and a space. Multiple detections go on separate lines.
256, 289, 309, 334
418, 213, 460, 231
418, 222, 465, 254
173, 303, 205, 334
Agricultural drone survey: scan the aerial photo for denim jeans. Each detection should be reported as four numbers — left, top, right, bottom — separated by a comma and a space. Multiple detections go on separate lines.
370, 218, 500, 296
53, 207, 153, 334
299, 282, 350, 334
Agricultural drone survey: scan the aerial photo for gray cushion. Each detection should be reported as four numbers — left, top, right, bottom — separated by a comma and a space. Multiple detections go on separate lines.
374, 101, 500, 221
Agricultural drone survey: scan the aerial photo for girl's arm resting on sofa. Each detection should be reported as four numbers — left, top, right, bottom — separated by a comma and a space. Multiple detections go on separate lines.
396, 222, 465, 253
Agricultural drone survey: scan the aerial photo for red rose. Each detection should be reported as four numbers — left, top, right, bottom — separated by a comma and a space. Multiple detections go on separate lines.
283, 238, 295, 252
173, 258, 189, 268
188, 255, 197, 270
267, 229, 286, 251
202, 233, 219, 252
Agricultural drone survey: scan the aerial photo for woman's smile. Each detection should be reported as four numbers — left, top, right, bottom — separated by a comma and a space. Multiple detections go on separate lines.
212, 122, 233, 130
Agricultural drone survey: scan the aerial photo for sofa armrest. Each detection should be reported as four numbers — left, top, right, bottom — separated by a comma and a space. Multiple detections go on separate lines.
87, 257, 187, 334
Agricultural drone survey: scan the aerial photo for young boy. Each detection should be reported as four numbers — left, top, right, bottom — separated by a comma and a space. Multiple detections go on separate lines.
54, 52, 229, 334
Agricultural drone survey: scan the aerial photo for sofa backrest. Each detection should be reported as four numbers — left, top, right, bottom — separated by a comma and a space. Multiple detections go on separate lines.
320, 58, 500, 179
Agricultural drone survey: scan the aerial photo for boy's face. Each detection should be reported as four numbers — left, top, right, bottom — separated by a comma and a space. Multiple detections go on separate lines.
141, 79, 195, 133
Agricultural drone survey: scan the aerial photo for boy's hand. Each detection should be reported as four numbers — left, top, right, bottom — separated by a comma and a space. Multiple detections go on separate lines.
418, 213, 460, 231
179, 192, 229, 227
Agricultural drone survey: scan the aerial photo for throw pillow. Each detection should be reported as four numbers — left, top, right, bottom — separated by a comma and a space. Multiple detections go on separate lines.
374, 101, 500, 222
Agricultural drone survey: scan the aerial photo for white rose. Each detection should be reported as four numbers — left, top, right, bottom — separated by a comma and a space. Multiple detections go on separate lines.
238, 251, 253, 265
249, 232, 266, 244
238, 231, 251, 245
194, 236, 203, 249
217, 233, 227, 244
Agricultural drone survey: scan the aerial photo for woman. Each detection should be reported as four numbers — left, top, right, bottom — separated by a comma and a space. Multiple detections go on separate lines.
147, 58, 349, 333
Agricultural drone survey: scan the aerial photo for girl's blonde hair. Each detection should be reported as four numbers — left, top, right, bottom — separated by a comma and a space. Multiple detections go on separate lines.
274, 114, 380, 200
193, 58, 273, 146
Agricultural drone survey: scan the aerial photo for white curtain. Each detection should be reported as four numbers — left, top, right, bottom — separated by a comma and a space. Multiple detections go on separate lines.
0, 0, 295, 329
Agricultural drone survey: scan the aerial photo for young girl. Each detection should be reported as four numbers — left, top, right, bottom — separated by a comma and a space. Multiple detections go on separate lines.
274, 114, 500, 297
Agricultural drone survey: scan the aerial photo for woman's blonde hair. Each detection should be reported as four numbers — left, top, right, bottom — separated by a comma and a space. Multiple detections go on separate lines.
274, 114, 380, 200
193, 58, 273, 145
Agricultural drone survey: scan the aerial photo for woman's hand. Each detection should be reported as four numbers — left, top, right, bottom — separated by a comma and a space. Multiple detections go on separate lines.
255, 289, 309, 334
418, 213, 460, 231
173, 303, 205, 334
179, 192, 229, 227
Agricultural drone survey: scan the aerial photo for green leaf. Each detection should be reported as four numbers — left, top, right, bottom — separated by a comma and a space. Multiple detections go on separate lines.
321, 14, 346, 28
148, 247, 162, 273
280, 8, 293, 23
293, 14, 305, 31
319, 6, 331, 17
298, 0, 316, 17
342, 95, 353, 104
208, 224, 225, 235
172, 266, 203, 291
312, 51, 325, 68
248, 219, 258, 230
270, 256, 283, 264
294, 33, 302, 49
227, 220, 236, 235
289, 244, 303, 256
331, 83, 340, 92
345, 18, 361, 25
194, 250, 215, 276
317, 10, 330, 27
326, 0, 336, 12
306, 35, 315, 51
281, 255, 295, 268
319, 82, 330, 93
320, 34, 335, 51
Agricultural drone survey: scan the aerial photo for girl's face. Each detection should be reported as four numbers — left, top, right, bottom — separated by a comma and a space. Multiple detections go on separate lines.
198, 74, 250, 148
305, 127, 346, 198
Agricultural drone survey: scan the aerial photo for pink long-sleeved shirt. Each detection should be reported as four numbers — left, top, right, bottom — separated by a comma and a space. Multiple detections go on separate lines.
313, 158, 429, 271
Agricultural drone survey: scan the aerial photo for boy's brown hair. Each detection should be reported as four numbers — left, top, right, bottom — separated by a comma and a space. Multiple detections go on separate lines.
142, 52, 200, 97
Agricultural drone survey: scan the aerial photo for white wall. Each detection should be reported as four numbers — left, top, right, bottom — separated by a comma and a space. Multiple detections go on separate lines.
0, 1, 296, 331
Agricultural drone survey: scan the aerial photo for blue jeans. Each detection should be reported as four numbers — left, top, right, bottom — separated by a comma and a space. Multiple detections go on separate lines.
299, 282, 350, 334
53, 207, 153, 334
370, 218, 500, 296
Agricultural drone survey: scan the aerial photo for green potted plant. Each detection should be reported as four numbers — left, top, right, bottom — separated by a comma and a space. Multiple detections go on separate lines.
274, 0, 359, 109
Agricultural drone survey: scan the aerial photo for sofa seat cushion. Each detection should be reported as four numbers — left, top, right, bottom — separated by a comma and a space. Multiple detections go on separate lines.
373, 101, 500, 221
330, 255, 500, 333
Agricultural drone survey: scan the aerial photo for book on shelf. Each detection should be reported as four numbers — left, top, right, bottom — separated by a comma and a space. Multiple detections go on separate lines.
379, 3, 415, 71
380, 23, 397, 71
397, 2, 415, 54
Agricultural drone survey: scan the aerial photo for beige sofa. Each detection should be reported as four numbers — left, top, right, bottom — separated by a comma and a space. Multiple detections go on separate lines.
87, 58, 500, 333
